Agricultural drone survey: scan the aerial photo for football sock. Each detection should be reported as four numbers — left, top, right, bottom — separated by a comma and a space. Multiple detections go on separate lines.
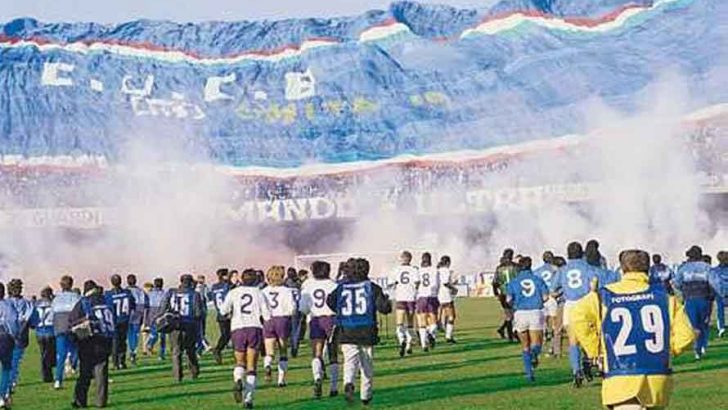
568, 345, 581, 374
312, 358, 323, 381
244, 372, 257, 403
329, 362, 339, 391
396, 325, 406, 344
522, 350, 533, 378
427, 324, 438, 337
233, 366, 245, 382
278, 357, 288, 384
531, 344, 542, 359
405, 328, 413, 346
445, 323, 454, 339
264, 355, 273, 370
418, 328, 428, 348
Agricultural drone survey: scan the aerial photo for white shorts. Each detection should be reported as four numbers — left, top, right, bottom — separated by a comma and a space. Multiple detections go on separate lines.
513, 309, 545, 333
542, 298, 558, 317
563, 301, 577, 327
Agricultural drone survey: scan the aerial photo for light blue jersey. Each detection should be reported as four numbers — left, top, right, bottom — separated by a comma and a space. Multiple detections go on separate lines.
551, 259, 597, 302
51, 290, 81, 334
709, 266, 728, 298
593, 267, 619, 288
533, 263, 557, 289
507, 271, 549, 311
0, 300, 19, 338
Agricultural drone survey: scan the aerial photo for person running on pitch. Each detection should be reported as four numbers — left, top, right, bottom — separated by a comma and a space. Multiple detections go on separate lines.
506, 257, 549, 382
300, 261, 339, 398
220, 269, 271, 409
571, 250, 695, 410
327, 258, 392, 406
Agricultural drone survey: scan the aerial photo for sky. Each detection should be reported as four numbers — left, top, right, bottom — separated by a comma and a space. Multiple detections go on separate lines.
0, 0, 501, 23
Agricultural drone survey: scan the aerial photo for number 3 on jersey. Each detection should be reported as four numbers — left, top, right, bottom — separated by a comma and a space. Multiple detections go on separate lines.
341, 288, 367, 316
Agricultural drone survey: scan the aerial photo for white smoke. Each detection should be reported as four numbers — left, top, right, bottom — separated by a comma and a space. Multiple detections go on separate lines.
0, 73, 724, 291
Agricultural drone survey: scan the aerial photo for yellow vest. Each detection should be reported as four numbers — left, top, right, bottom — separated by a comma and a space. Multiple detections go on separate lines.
570, 272, 696, 407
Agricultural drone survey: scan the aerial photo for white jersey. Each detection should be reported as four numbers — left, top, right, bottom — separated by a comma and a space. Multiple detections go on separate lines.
389, 265, 420, 302
437, 268, 455, 304
416, 267, 440, 298
300, 278, 337, 318
220, 286, 271, 331
262, 286, 297, 317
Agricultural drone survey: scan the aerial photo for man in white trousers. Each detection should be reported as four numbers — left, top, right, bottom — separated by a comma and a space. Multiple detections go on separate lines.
327, 258, 392, 406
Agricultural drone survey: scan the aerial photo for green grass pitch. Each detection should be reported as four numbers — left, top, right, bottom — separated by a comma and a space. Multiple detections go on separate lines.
11, 298, 728, 409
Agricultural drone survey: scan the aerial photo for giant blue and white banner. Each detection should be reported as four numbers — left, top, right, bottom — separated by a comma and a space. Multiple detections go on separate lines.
1, 0, 725, 170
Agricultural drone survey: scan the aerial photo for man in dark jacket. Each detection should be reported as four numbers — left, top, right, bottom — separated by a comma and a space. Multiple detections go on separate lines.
163, 274, 205, 382
326, 258, 391, 406
104, 275, 136, 370
208, 268, 232, 365
69, 280, 114, 408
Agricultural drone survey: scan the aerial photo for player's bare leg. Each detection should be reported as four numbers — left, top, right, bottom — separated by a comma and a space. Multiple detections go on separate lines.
276, 338, 289, 387
552, 304, 563, 358
263, 339, 276, 383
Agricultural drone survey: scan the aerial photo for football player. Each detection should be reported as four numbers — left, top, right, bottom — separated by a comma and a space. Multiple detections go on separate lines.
220, 269, 271, 409
300, 261, 339, 398
51, 275, 81, 389
285, 268, 303, 358
506, 257, 549, 381
415, 253, 440, 351
6, 279, 36, 392
437, 256, 458, 344
144, 278, 167, 360
389, 251, 419, 357
163, 274, 205, 382
494, 249, 518, 342
32, 287, 56, 383
550, 242, 598, 387
209, 268, 233, 365
126, 274, 148, 366
327, 258, 391, 406
710, 251, 727, 337
0, 283, 20, 408
104, 275, 136, 370
675, 246, 714, 359
262, 266, 296, 387
534, 252, 560, 357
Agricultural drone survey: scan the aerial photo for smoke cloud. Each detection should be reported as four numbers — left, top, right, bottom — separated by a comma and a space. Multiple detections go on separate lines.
1, 72, 725, 293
